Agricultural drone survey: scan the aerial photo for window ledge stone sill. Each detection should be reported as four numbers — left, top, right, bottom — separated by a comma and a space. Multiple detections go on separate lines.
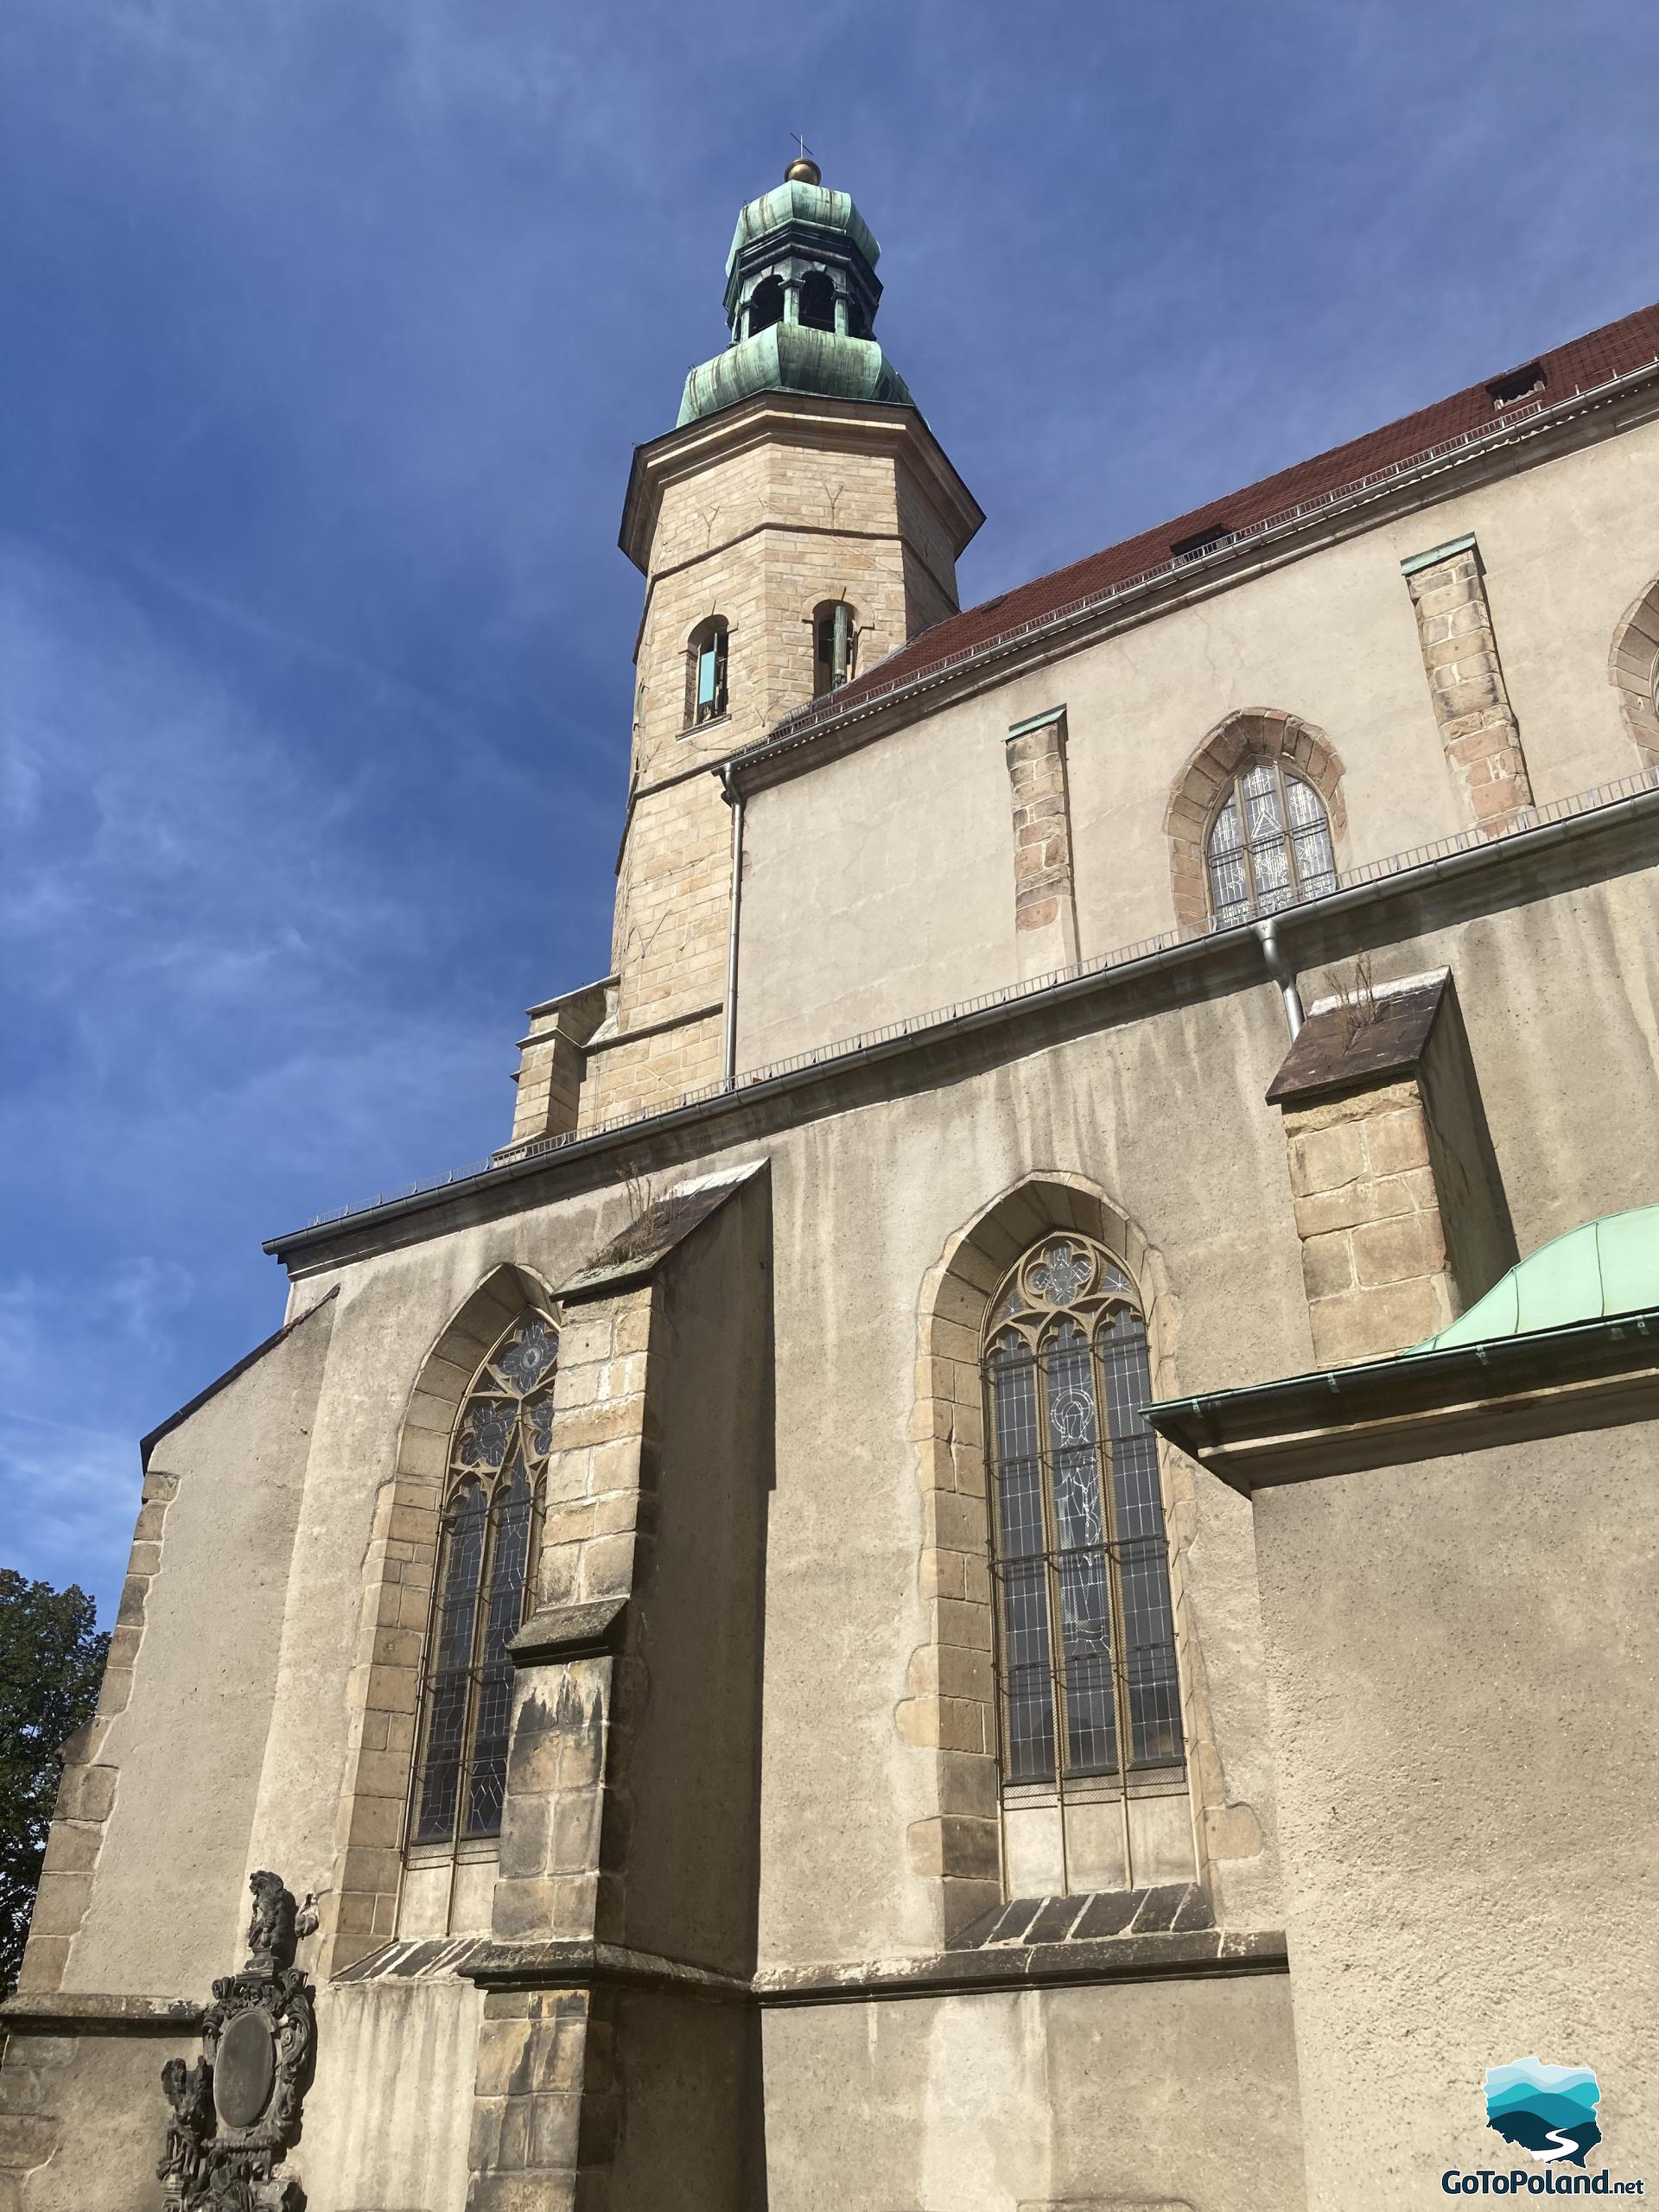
961, 1880, 1212, 1948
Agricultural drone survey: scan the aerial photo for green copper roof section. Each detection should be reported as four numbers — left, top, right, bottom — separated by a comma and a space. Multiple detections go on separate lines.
677, 323, 913, 428
724, 181, 880, 293
1402, 1205, 1659, 1356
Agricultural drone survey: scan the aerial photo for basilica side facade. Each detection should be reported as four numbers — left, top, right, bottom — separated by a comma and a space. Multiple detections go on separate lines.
4, 161, 1657, 2212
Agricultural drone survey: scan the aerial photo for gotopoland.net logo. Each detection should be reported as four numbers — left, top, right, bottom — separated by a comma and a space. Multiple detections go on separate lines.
1440, 2059, 1645, 2195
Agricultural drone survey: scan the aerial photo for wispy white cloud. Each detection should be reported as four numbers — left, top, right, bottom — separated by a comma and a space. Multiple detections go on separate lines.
3, 0, 1657, 1624
0, 529, 565, 1612
0, 1414, 137, 1605
105, 1258, 195, 1347
0, 1265, 197, 1602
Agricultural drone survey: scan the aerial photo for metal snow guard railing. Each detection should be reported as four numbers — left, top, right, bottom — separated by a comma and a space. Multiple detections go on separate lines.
292, 762, 1659, 1234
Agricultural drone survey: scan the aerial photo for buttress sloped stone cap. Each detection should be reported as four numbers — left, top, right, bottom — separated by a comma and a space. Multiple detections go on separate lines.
1265, 972, 1449, 1107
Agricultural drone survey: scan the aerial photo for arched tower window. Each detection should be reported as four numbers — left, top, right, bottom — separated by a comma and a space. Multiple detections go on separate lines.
409, 1311, 557, 1849
982, 1236, 1184, 1854
799, 270, 836, 332
746, 275, 785, 337
686, 617, 728, 727
1205, 756, 1336, 928
812, 601, 857, 696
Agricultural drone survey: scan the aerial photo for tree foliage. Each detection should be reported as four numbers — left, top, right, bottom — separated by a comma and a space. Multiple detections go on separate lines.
0, 1571, 109, 1997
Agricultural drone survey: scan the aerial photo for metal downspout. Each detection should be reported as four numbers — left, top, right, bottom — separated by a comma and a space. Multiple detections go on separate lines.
719, 765, 744, 1090
1254, 914, 1304, 1039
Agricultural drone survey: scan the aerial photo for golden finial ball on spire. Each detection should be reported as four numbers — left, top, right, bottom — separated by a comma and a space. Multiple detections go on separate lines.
785, 137, 821, 186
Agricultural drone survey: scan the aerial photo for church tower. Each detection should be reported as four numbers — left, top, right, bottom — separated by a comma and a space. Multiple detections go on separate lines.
507, 158, 983, 1143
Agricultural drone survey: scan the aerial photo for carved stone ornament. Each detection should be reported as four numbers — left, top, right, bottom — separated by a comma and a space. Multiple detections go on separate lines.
156, 1872, 317, 2212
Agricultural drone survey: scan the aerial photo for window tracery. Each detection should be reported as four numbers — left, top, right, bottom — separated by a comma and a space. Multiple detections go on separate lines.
982, 1237, 1183, 1802
409, 1312, 556, 1850
1205, 756, 1337, 927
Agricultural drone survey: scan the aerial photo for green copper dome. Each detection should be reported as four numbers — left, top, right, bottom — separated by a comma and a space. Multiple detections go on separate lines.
721, 181, 881, 321
677, 163, 913, 429
1403, 1204, 1659, 1355
677, 323, 913, 427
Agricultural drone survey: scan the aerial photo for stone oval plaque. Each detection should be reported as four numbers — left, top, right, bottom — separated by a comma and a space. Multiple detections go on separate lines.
215, 2009, 276, 2130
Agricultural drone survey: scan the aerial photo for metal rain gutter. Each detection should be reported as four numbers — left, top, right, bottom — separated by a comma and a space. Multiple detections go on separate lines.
1253, 915, 1305, 1040
717, 762, 745, 1090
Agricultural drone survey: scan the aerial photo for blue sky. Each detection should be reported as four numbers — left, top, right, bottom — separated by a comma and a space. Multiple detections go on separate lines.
3, 0, 1656, 1618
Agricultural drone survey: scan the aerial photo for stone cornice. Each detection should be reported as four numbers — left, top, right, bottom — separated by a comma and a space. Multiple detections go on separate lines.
453, 1928, 1287, 2007
617, 390, 983, 575
0, 1991, 205, 2036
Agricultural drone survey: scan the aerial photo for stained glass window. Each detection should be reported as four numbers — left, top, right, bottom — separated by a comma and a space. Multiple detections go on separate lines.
410, 1313, 557, 1849
1205, 757, 1337, 928
982, 1237, 1184, 1795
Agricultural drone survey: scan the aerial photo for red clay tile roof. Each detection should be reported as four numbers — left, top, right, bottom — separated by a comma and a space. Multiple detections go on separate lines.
786, 298, 1659, 733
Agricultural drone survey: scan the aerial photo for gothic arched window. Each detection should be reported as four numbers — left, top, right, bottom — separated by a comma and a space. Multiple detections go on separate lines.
686, 617, 729, 727
982, 1237, 1183, 1802
1205, 756, 1337, 928
1609, 575, 1659, 771
409, 1312, 557, 1848
812, 601, 857, 696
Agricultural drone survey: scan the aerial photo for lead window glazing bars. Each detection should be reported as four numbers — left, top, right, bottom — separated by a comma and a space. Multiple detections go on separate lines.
982, 1237, 1184, 1799
409, 1313, 556, 1849
1205, 756, 1337, 927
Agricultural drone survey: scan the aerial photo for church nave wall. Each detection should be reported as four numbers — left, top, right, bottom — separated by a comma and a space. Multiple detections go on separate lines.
734, 410, 1659, 1077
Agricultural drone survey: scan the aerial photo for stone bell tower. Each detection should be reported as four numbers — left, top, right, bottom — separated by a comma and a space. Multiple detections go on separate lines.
516, 157, 982, 1138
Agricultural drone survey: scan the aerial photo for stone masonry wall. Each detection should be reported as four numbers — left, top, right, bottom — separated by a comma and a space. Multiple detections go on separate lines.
491, 1284, 656, 1954
1004, 710, 1080, 980
1403, 538, 1535, 836
578, 1008, 725, 1136
467, 1983, 619, 2212
458, 1285, 655, 2209
604, 771, 732, 1058
14, 1469, 176, 1995
506, 983, 608, 1151
590, 415, 965, 1129
464, 1178, 769, 2210
1282, 1081, 1456, 1363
